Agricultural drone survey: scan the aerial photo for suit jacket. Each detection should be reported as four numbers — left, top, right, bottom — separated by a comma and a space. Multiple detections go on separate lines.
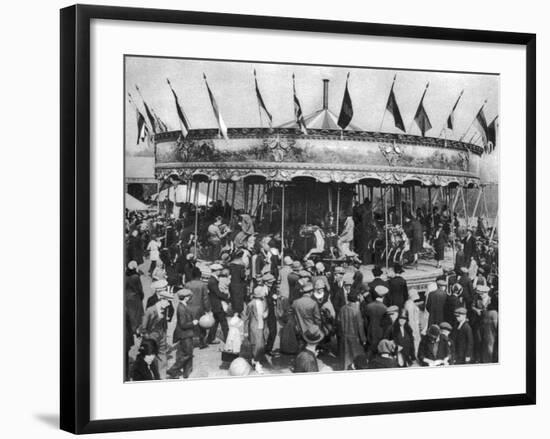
388, 275, 408, 309
426, 289, 447, 326
292, 295, 321, 336
463, 235, 477, 262
131, 356, 160, 381
330, 280, 347, 317
185, 279, 211, 318
457, 274, 474, 306
287, 272, 301, 303
208, 276, 230, 313
172, 302, 196, 343
451, 321, 474, 364
417, 335, 452, 365
364, 300, 387, 348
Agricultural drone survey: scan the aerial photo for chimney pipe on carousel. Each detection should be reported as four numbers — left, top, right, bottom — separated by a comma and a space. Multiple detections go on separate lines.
322, 79, 329, 109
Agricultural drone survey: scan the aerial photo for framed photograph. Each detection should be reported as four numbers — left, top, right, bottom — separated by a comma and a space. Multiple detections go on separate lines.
60, 4, 536, 434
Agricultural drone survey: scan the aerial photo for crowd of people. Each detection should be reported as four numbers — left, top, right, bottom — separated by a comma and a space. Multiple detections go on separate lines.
124, 197, 498, 381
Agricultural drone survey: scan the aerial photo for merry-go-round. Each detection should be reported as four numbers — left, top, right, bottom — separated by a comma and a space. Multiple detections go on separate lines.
152, 80, 490, 291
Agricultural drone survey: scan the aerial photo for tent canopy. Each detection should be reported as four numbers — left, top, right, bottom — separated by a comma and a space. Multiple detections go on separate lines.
125, 193, 149, 211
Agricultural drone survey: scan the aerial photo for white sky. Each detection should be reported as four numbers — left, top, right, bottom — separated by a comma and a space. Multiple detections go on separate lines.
125, 56, 499, 146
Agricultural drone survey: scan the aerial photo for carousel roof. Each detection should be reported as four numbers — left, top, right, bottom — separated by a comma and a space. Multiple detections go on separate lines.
278, 107, 362, 131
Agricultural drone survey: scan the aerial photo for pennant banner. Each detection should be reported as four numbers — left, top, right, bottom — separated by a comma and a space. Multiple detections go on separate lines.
292, 74, 308, 135
337, 73, 353, 130
167, 78, 191, 138
385, 77, 405, 132
203, 74, 228, 140
254, 70, 273, 126
413, 83, 432, 137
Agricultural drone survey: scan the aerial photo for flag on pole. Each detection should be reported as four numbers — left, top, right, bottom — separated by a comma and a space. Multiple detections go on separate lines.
473, 104, 489, 146
203, 74, 228, 140
135, 85, 157, 134
385, 75, 405, 132
135, 109, 148, 144
292, 74, 308, 135
167, 78, 191, 137
486, 115, 498, 154
152, 108, 168, 132
446, 90, 464, 130
254, 69, 273, 127
413, 82, 432, 136
337, 72, 353, 130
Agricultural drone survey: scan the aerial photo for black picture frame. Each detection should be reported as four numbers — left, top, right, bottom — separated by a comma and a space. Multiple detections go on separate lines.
60, 4, 536, 434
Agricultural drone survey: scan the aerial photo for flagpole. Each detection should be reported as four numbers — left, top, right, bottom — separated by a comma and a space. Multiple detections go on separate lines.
379, 74, 397, 132
166, 78, 191, 131
438, 90, 464, 138
254, 70, 264, 128
408, 82, 429, 134
459, 99, 487, 141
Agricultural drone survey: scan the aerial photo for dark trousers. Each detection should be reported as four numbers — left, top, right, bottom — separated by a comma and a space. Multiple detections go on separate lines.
167, 337, 194, 378
207, 311, 229, 343
265, 315, 277, 353
149, 259, 157, 276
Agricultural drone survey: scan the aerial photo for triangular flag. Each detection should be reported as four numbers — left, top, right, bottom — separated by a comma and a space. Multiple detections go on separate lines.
203, 74, 228, 140
413, 83, 432, 137
446, 90, 464, 130
385, 76, 405, 132
292, 74, 308, 135
167, 78, 191, 138
337, 73, 353, 130
254, 69, 273, 127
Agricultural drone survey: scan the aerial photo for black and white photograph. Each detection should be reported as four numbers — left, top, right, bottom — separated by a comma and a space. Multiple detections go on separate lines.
124, 56, 500, 381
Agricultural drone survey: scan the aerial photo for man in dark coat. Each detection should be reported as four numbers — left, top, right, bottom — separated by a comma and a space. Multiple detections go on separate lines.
206, 263, 230, 344
462, 228, 477, 264
364, 285, 389, 356
454, 241, 466, 274
292, 282, 322, 338
184, 267, 211, 348
368, 266, 389, 304
388, 263, 408, 310
433, 223, 448, 268
417, 324, 452, 366
166, 289, 198, 379
451, 307, 474, 364
287, 261, 302, 304
127, 229, 144, 265
426, 278, 447, 326
457, 267, 474, 309
330, 266, 347, 317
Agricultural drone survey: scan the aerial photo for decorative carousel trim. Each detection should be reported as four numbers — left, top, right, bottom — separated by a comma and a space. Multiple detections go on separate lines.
155, 161, 479, 187
153, 128, 484, 155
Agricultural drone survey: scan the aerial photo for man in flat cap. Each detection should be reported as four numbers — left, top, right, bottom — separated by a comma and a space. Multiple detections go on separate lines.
451, 307, 473, 364
167, 289, 198, 379
417, 324, 452, 366
292, 282, 322, 343
138, 287, 174, 378
426, 277, 448, 326
364, 285, 389, 357
330, 266, 347, 317
206, 263, 230, 345
388, 263, 408, 311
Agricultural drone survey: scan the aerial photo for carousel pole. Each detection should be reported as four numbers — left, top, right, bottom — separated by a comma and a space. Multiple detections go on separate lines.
489, 207, 498, 241
281, 183, 286, 259
223, 182, 229, 216
193, 181, 199, 258
336, 184, 341, 235
384, 186, 389, 271
249, 184, 256, 215
230, 181, 236, 223
243, 181, 249, 214
186, 179, 191, 203
328, 185, 332, 212
460, 186, 469, 227
269, 182, 274, 222
472, 186, 483, 219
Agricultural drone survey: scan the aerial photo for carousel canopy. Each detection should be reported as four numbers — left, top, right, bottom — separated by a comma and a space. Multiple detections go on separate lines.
125, 193, 149, 211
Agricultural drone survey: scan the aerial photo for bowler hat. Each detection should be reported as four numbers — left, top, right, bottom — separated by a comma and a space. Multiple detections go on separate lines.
303, 328, 324, 344
428, 324, 441, 338
176, 288, 193, 299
